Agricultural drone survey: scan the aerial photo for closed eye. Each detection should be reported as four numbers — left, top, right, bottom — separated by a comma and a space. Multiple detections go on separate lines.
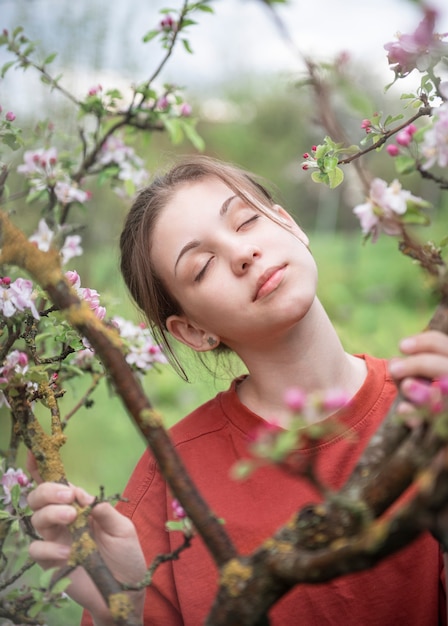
194, 256, 214, 282
237, 214, 260, 231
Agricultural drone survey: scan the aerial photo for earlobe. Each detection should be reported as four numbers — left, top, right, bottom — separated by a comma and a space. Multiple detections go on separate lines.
166, 315, 219, 352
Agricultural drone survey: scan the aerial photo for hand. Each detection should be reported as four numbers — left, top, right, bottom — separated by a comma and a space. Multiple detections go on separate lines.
388, 330, 448, 417
28, 482, 146, 625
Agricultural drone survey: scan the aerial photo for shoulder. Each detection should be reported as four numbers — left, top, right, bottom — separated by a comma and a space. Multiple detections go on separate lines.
117, 381, 240, 517
168, 386, 231, 444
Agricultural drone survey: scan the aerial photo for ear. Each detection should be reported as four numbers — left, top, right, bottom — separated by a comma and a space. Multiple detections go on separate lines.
272, 204, 309, 247
166, 314, 218, 352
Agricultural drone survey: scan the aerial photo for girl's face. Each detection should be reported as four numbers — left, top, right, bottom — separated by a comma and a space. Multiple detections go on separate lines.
151, 177, 318, 353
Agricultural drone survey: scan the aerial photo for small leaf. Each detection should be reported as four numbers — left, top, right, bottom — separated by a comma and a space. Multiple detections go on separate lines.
44, 52, 57, 65
142, 30, 159, 43
182, 120, 205, 151
311, 171, 329, 185
327, 166, 344, 189
394, 155, 416, 175
182, 38, 193, 54
165, 520, 186, 532
1, 60, 15, 78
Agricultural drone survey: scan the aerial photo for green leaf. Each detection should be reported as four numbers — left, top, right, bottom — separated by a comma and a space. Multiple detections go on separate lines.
1, 60, 15, 78
327, 166, 344, 189
10, 484, 21, 509
164, 117, 184, 144
165, 520, 186, 532
44, 52, 57, 65
196, 4, 214, 13
182, 38, 193, 54
394, 155, 416, 175
28, 601, 45, 619
311, 171, 329, 185
231, 459, 255, 480
12, 26, 24, 38
1, 131, 22, 150
52, 576, 71, 594
0, 509, 12, 519
182, 120, 205, 151
323, 155, 338, 172
142, 30, 159, 43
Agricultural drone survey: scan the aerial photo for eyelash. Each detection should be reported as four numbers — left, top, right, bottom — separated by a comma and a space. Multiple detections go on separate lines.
194, 214, 260, 282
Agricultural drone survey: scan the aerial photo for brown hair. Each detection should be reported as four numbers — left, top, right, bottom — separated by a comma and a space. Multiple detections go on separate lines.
120, 155, 277, 379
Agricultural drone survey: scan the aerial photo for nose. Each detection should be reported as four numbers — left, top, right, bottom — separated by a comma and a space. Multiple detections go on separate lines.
231, 243, 261, 275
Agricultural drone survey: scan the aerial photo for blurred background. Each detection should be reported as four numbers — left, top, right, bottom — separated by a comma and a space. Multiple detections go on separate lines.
1, 1, 448, 622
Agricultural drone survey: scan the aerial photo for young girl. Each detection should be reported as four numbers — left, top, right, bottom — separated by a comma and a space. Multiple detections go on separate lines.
28, 156, 448, 625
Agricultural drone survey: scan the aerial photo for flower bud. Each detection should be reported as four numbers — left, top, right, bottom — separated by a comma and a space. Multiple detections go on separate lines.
284, 387, 306, 412
180, 103, 192, 117
386, 144, 400, 157
396, 131, 412, 146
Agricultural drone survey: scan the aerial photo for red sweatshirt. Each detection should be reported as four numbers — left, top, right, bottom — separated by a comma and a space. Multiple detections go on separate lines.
82, 355, 446, 625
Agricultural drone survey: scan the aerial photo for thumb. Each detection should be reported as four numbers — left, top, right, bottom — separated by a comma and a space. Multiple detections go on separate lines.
90, 501, 135, 537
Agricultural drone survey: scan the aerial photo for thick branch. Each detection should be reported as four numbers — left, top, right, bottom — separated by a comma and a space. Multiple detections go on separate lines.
0, 210, 237, 569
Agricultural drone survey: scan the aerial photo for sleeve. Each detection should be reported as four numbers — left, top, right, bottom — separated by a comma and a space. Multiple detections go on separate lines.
80, 450, 183, 626
440, 550, 447, 626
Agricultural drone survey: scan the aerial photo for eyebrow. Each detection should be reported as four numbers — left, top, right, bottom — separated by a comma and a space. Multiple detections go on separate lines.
174, 194, 238, 274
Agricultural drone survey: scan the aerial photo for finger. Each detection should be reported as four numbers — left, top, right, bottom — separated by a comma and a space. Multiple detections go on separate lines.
90, 502, 136, 538
399, 331, 448, 356
28, 483, 76, 511
389, 354, 448, 382
29, 539, 72, 568
31, 503, 78, 534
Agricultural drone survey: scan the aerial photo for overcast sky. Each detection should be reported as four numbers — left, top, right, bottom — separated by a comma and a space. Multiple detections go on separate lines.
1, 0, 447, 108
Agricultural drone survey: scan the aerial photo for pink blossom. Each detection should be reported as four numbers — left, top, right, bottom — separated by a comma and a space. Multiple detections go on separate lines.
437, 376, 448, 395
386, 144, 400, 157
321, 388, 349, 411
0, 350, 28, 383
406, 379, 432, 406
54, 180, 90, 205
284, 387, 306, 412
65, 270, 81, 289
88, 84, 102, 96
384, 7, 448, 77
60, 235, 83, 265
420, 102, 448, 170
361, 119, 372, 133
29, 219, 54, 252
98, 135, 149, 196
5, 111, 15, 122
156, 95, 170, 111
171, 499, 186, 519
71, 348, 96, 368
180, 103, 192, 117
0, 277, 39, 319
17, 147, 58, 176
1, 467, 31, 510
396, 130, 412, 146
353, 178, 427, 242
65, 272, 106, 320
80, 287, 106, 320
112, 315, 168, 370
160, 15, 176, 31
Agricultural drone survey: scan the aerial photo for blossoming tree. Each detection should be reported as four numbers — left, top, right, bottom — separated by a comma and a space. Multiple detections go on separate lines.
1, 2, 448, 625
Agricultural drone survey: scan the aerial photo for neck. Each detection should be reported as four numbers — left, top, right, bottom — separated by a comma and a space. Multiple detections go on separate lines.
235, 298, 367, 423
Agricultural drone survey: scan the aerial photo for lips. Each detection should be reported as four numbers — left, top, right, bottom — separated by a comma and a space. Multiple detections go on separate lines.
253, 265, 286, 301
